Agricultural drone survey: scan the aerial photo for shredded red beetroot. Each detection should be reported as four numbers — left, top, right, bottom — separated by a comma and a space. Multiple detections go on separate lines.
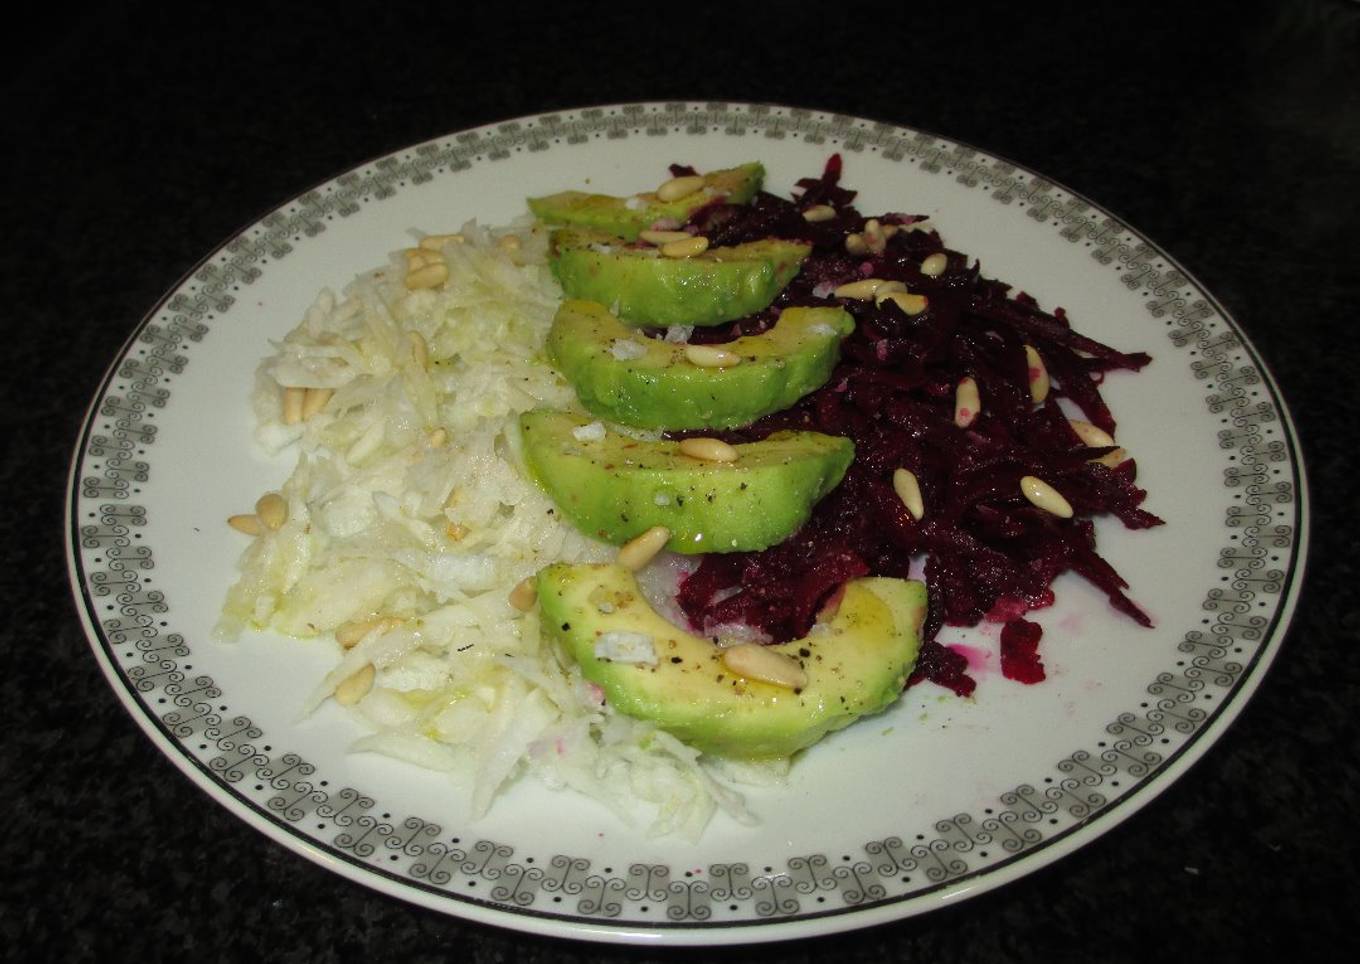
672, 155, 1162, 693
907, 641, 978, 697
1000, 618, 1047, 684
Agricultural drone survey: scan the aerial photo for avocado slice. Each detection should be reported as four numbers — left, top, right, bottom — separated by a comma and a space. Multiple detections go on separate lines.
519, 410, 852, 554
549, 229, 811, 328
546, 299, 855, 431
537, 563, 927, 759
527, 163, 764, 241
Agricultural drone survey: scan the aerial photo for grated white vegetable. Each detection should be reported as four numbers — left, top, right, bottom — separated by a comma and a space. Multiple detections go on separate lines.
219, 219, 760, 838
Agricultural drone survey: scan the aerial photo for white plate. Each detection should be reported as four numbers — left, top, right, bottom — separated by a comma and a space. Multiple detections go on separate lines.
65, 103, 1307, 945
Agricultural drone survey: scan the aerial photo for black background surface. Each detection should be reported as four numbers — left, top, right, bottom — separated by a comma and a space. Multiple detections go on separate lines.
6, 1, 1359, 961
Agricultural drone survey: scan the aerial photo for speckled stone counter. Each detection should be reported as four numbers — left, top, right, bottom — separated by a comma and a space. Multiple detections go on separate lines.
7, 1, 1358, 960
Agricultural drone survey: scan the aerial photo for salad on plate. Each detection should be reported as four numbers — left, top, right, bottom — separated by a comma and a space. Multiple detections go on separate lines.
218, 156, 1159, 840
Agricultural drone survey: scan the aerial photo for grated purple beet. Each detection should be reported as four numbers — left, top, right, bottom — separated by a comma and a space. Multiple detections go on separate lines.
671, 156, 1162, 689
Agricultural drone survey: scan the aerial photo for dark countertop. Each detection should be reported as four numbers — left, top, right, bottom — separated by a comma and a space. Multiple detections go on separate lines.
7, 2, 1358, 960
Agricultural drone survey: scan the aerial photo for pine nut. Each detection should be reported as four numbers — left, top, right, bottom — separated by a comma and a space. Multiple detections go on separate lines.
679, 437, 739, 463
1068, 419, 1115, 448
802, 205, 836, 222
1094, 447, 1128, 468
335, 616, 399, 649
655, 174, 705, 202
405, 261, 449, 290
1020, 475, 1074, 518
684, 344, 741, 368
892, 468, 925, 521
845, 233, 869, 256
255, 492, 288, 531
721, 643, 808, 691
445, 522, 469, 541
955, 376, 981, 428
639, 229, 694, 245
409, 331, 430, 370
227, 514, 263, 536
834, 278, 904, 300
419, 233, 464, 250
334, 664, 375, 706
863, 219, 897, 243
508, 577, 538, 612
920, 252, 949, 277
1024, 345, 1050, 403
281, 386, 305, 425
302, 387, 333, 419
404, 248, 443, 269
618, 525, 671, 571
427, 427, 448, 447
660, 235, 709, 258
878, 291, 929, 315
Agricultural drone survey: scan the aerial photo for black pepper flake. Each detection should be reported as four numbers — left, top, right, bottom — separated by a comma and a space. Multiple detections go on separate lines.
799, 647, 811, 657
561, 622, 571, 631
739, 482, 748, 490
670, 656, 683, 664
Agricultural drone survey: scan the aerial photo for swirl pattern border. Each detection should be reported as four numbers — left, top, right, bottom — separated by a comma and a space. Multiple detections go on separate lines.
70, 102, 1301, 930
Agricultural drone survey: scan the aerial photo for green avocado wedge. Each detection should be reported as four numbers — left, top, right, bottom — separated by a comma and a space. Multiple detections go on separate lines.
536, 563, 927, 759
527, 163, 764, 241
549, 229, 811, 327
518, 410, 853, 554
546, 299, 855, 431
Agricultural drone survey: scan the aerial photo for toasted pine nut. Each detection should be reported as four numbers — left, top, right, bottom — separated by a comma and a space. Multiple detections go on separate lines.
660, 235, 709, 258
892, 468, 925, 521
445, 522, 469, 541
618, 525, 671, 571
1024, 345, 1050, 403
255, 492, 288, 531
864, 218, 897, 243
302, 387, 333, 419
679, 437, 739, 463
955, 376, 981, 428
405, 261, 449, 290
721, 643, 809, 690
684, 344, 741, 368
655, 174, 705, 202
404, 248, 443, 269
1020, 475, 1074, 518
878, 291, 929, 315
1094, 447, 1128, 468
508, 577, 538, 612
419, 233, 464, 250
1068, 419, 1115, 448
427, 427, 448, 447
409, 331, 430, 370
281, 386, 305, 425
334, 664, 375, 706
335, 616, 399, 649
920, 252, 949, 277
639, 229, 694, 245
834, 278, 904, 301
845, 233, 869, 256
227, 513, 263, 536
802, 204, 836, 222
